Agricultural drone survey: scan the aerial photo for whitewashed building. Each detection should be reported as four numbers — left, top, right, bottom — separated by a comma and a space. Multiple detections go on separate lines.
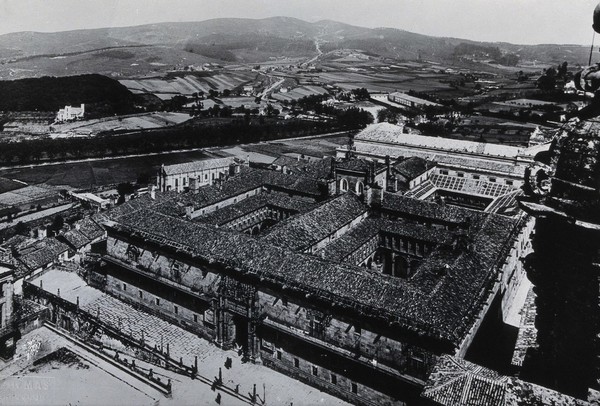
56, 104, 85, 122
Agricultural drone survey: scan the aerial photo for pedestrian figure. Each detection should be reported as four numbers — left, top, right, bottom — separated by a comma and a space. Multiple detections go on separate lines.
224, 357, 232, 369
215, 393, 221, 404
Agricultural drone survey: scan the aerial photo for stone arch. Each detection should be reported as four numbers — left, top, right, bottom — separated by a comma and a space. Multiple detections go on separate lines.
251, 225, 260, 235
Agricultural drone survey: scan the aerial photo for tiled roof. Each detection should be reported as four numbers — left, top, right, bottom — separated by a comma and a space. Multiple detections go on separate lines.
422, 356, 508, 406
60, 229, 90, 249
356, 123, 524, 158
336, 158, 387, 174
260, 193, 368, 251
15, 238, 69, 274
101, 167, 324, 221
319, 218, 454, 264
104, 192, 519, 347
422, 355, 584, 406
161, 157, 236, 176
272, 156, 334, 179
382, 193, 485, 225
77, 218, 105, 241
196, 193, 317, 226
394, 157, 436, 179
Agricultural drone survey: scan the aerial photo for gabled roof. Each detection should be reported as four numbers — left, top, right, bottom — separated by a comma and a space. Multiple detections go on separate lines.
77, 218, 105, 241
16, 238, 69, 274
196, 193, 317, 226
60, 229, 90, 250
422, 355, 583, 406
162, 157, 236, 176
394, 157, 436, 180
260, 193, 368, 251
382, 192, 484, 225
355, 123, 524, 158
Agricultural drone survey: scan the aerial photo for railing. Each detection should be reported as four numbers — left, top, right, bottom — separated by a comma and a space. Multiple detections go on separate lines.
26, 281, 261, 404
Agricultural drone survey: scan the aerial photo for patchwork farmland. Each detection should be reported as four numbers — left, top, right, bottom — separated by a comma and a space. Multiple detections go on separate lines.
120, 71, 256, 99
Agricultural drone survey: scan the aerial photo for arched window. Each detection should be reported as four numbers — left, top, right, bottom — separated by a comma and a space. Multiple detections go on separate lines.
126, 245, 140, 262
355, 181, 364, 195
340, 178, 348, 192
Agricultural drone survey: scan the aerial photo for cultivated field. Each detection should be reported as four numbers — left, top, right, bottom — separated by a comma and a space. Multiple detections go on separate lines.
0, 185, 59, 207
271, 85, 329, 102
0, 150, 217, 189
120, 71, 256, 97
51, 112, 191, 136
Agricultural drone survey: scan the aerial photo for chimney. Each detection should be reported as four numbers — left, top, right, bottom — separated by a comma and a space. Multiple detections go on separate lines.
189, 177, 199, 193
74, 222, 81, 231
150, 185, 156, 200
329, 158, 337, 179
185, 205, 194, 219
318, 178, 337, 198
364, 184, 383, 208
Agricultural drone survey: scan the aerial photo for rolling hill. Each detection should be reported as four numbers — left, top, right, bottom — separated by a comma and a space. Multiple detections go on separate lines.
0, 17, 591, 79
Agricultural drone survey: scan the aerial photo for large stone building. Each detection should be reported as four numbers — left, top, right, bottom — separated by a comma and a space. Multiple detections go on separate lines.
341, 123, 550, 214
157, 156, 240, 192
78, 161, 533, 405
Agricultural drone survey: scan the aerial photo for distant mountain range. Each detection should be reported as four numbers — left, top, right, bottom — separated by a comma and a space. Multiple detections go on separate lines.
0, 17, 592, 79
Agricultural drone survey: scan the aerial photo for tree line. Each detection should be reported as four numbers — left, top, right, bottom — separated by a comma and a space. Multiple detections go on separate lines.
0, 113, 371, 165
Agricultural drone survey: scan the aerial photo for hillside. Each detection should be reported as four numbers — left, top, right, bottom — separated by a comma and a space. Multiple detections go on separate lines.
0, 74, 137, 116
0, 17, 591, 79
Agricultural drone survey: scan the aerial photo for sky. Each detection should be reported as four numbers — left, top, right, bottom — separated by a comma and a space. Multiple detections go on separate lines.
0, 0, 598, 45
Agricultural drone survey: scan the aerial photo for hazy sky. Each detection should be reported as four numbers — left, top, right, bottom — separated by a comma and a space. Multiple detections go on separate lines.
0, 0, 598, 45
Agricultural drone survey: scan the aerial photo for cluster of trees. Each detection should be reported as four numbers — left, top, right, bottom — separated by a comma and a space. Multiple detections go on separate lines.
453, 43, 519, 66
0, 74, 137, 117
537, 62, 571, 92
0, 113, 370, 165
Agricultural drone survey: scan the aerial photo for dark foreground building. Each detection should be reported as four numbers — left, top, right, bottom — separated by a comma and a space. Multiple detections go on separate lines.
520, 118, 600, 398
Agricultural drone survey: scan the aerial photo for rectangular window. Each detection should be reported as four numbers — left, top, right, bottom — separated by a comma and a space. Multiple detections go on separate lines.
489, 177, 496, 183
506, 180, 514, 186
294, 358, 299, 368
174, 305, 178, 314
123, 283, 127, 291
194, 314, 198, 323
440, 170, 448, 175
354, 325, 362, 335
331, 374, 337, 385
351, 382, 358, 394
312, 366, 318, 376
457, 172, 464, 178
155, 298, 160, 306
473, 174, 480, 180
138, 290, 143, 299
276, 350, 282, 360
